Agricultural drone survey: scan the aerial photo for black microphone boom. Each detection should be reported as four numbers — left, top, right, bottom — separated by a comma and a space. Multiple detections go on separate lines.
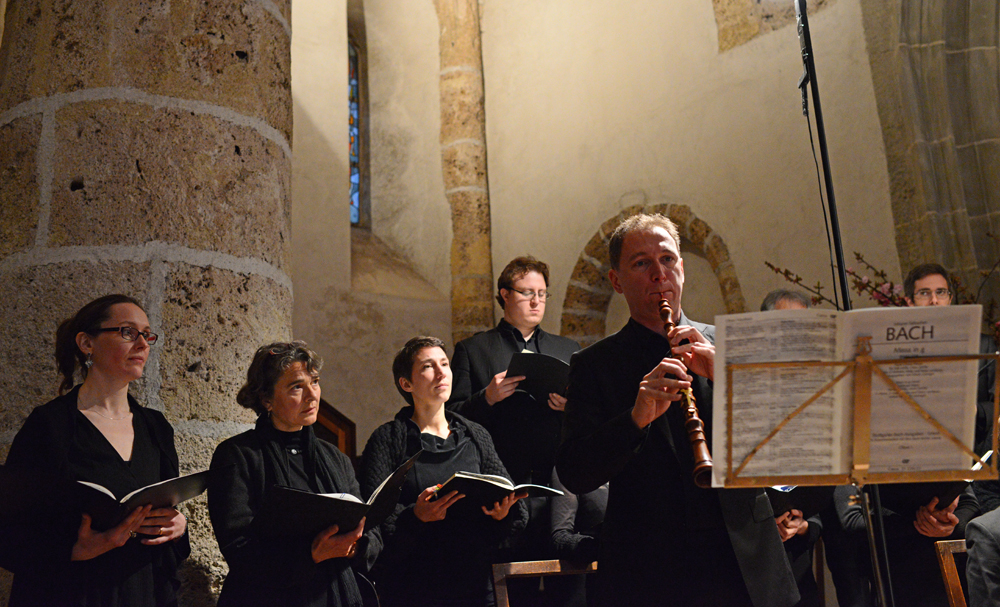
794, 0, 851, 309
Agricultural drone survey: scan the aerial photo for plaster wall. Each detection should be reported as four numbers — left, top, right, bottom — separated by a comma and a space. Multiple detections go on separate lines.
482, 0, 900, 327
291, 0, 451, 445
292, 0, 350, 293
365, 0, 452, 297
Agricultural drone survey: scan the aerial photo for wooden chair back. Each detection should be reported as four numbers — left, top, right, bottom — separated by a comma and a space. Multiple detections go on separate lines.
492, 560, 597, 607
935, 539, 969, 607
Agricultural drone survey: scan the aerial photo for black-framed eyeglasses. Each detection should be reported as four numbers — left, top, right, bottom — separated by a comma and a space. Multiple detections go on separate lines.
96, 326, 159, 344
913, 288, 951, 302
508, 288, 550, 301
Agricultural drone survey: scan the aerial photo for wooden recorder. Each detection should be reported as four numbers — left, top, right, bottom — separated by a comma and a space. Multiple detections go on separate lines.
659, 299, 714, 489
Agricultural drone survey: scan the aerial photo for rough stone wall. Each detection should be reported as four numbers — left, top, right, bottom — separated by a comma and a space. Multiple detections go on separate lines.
0, 1, 293, 605
861, 0, 1000, 311
712, 0, 835, 52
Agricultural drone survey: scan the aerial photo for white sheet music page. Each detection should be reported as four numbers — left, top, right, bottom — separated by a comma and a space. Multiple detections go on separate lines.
712, 308, 849, 487
838, 305, 980, 473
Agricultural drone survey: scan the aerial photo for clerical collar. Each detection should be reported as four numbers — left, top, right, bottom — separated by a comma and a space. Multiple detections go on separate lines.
498, 318, 540, 353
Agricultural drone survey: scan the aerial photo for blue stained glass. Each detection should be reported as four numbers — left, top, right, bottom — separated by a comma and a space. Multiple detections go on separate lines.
349, 43, 361, 224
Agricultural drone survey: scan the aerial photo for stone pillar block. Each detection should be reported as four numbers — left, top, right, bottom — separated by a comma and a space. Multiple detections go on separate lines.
946, 51, 973, 146
439, 71, 486, 144
969, 0, 999, 47
599, 214, 623, 239
441, 142, 486, 190
160, 265, 292, 423
0, 0, 293, 603
715, 263, 747, 313
967, 50, 1000, 140
449, 190, 491, 258
435, 0, 482, 68
955, 145, 985, 215
435, 0, 493, 344
0, 0, 292, 140
918, 45, 950, 140
49, 103, 291, 268
450, 273, 492, 305
0, 115, 41, 257
0, 262, 155, 428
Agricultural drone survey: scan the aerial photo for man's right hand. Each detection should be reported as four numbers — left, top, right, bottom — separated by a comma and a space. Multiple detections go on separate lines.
631, 358, 691, 429
485, 370, 526, 405
914, 496, 959, 538
775, 509, 809, 542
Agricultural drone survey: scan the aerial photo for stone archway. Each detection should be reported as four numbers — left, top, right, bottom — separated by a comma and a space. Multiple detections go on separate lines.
560, 204, 746, 347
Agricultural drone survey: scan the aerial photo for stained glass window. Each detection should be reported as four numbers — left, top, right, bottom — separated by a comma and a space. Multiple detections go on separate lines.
349, 42, 361, 224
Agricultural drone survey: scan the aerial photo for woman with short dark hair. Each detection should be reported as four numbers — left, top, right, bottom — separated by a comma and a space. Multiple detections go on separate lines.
209, 341, 378, 607
360, 335, 526, 607
0, 294, 189, 607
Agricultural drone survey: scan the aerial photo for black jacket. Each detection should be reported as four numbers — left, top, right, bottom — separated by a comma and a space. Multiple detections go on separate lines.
838, 483, 979, 607
967, 505, 1000, 606
557, 316, 799, 607
358, 407, 527, 605
0, 386, 190, 607
448, 319, 580, 484
209, 416, 380, 607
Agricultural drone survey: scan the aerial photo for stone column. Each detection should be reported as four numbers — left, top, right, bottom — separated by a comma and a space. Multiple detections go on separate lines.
0, 1, 293, 604
434, 0, 495, 344
861, 0, 1000, 309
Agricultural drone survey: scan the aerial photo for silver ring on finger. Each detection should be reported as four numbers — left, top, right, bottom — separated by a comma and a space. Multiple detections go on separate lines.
129, 531, 137, 539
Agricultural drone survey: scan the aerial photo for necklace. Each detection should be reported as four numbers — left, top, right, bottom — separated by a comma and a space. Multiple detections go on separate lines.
83, 408, 132, 421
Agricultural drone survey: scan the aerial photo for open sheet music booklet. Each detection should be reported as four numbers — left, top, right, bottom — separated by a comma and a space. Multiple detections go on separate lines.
76, 470, 210, 531
0, 466, 210, 531
433, 471, 563, 508
712, 305, 981, 488
258, 451, 421, 540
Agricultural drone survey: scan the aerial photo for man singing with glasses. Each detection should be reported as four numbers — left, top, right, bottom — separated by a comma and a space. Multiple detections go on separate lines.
448, 256, 580, 573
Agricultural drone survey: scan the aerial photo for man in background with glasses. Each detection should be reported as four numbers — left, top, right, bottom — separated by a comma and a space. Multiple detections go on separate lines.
448, 256, 580, 592
904, 263, 997, 461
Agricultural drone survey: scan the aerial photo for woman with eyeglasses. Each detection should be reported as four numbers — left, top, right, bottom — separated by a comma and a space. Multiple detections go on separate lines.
0, 294, 189, 607
208, 341, 379, 607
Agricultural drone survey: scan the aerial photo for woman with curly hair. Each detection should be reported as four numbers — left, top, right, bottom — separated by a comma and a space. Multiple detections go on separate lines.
209, 341, 379, 607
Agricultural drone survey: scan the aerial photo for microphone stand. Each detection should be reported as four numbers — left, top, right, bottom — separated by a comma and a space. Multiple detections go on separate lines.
795, 1, 894, 605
